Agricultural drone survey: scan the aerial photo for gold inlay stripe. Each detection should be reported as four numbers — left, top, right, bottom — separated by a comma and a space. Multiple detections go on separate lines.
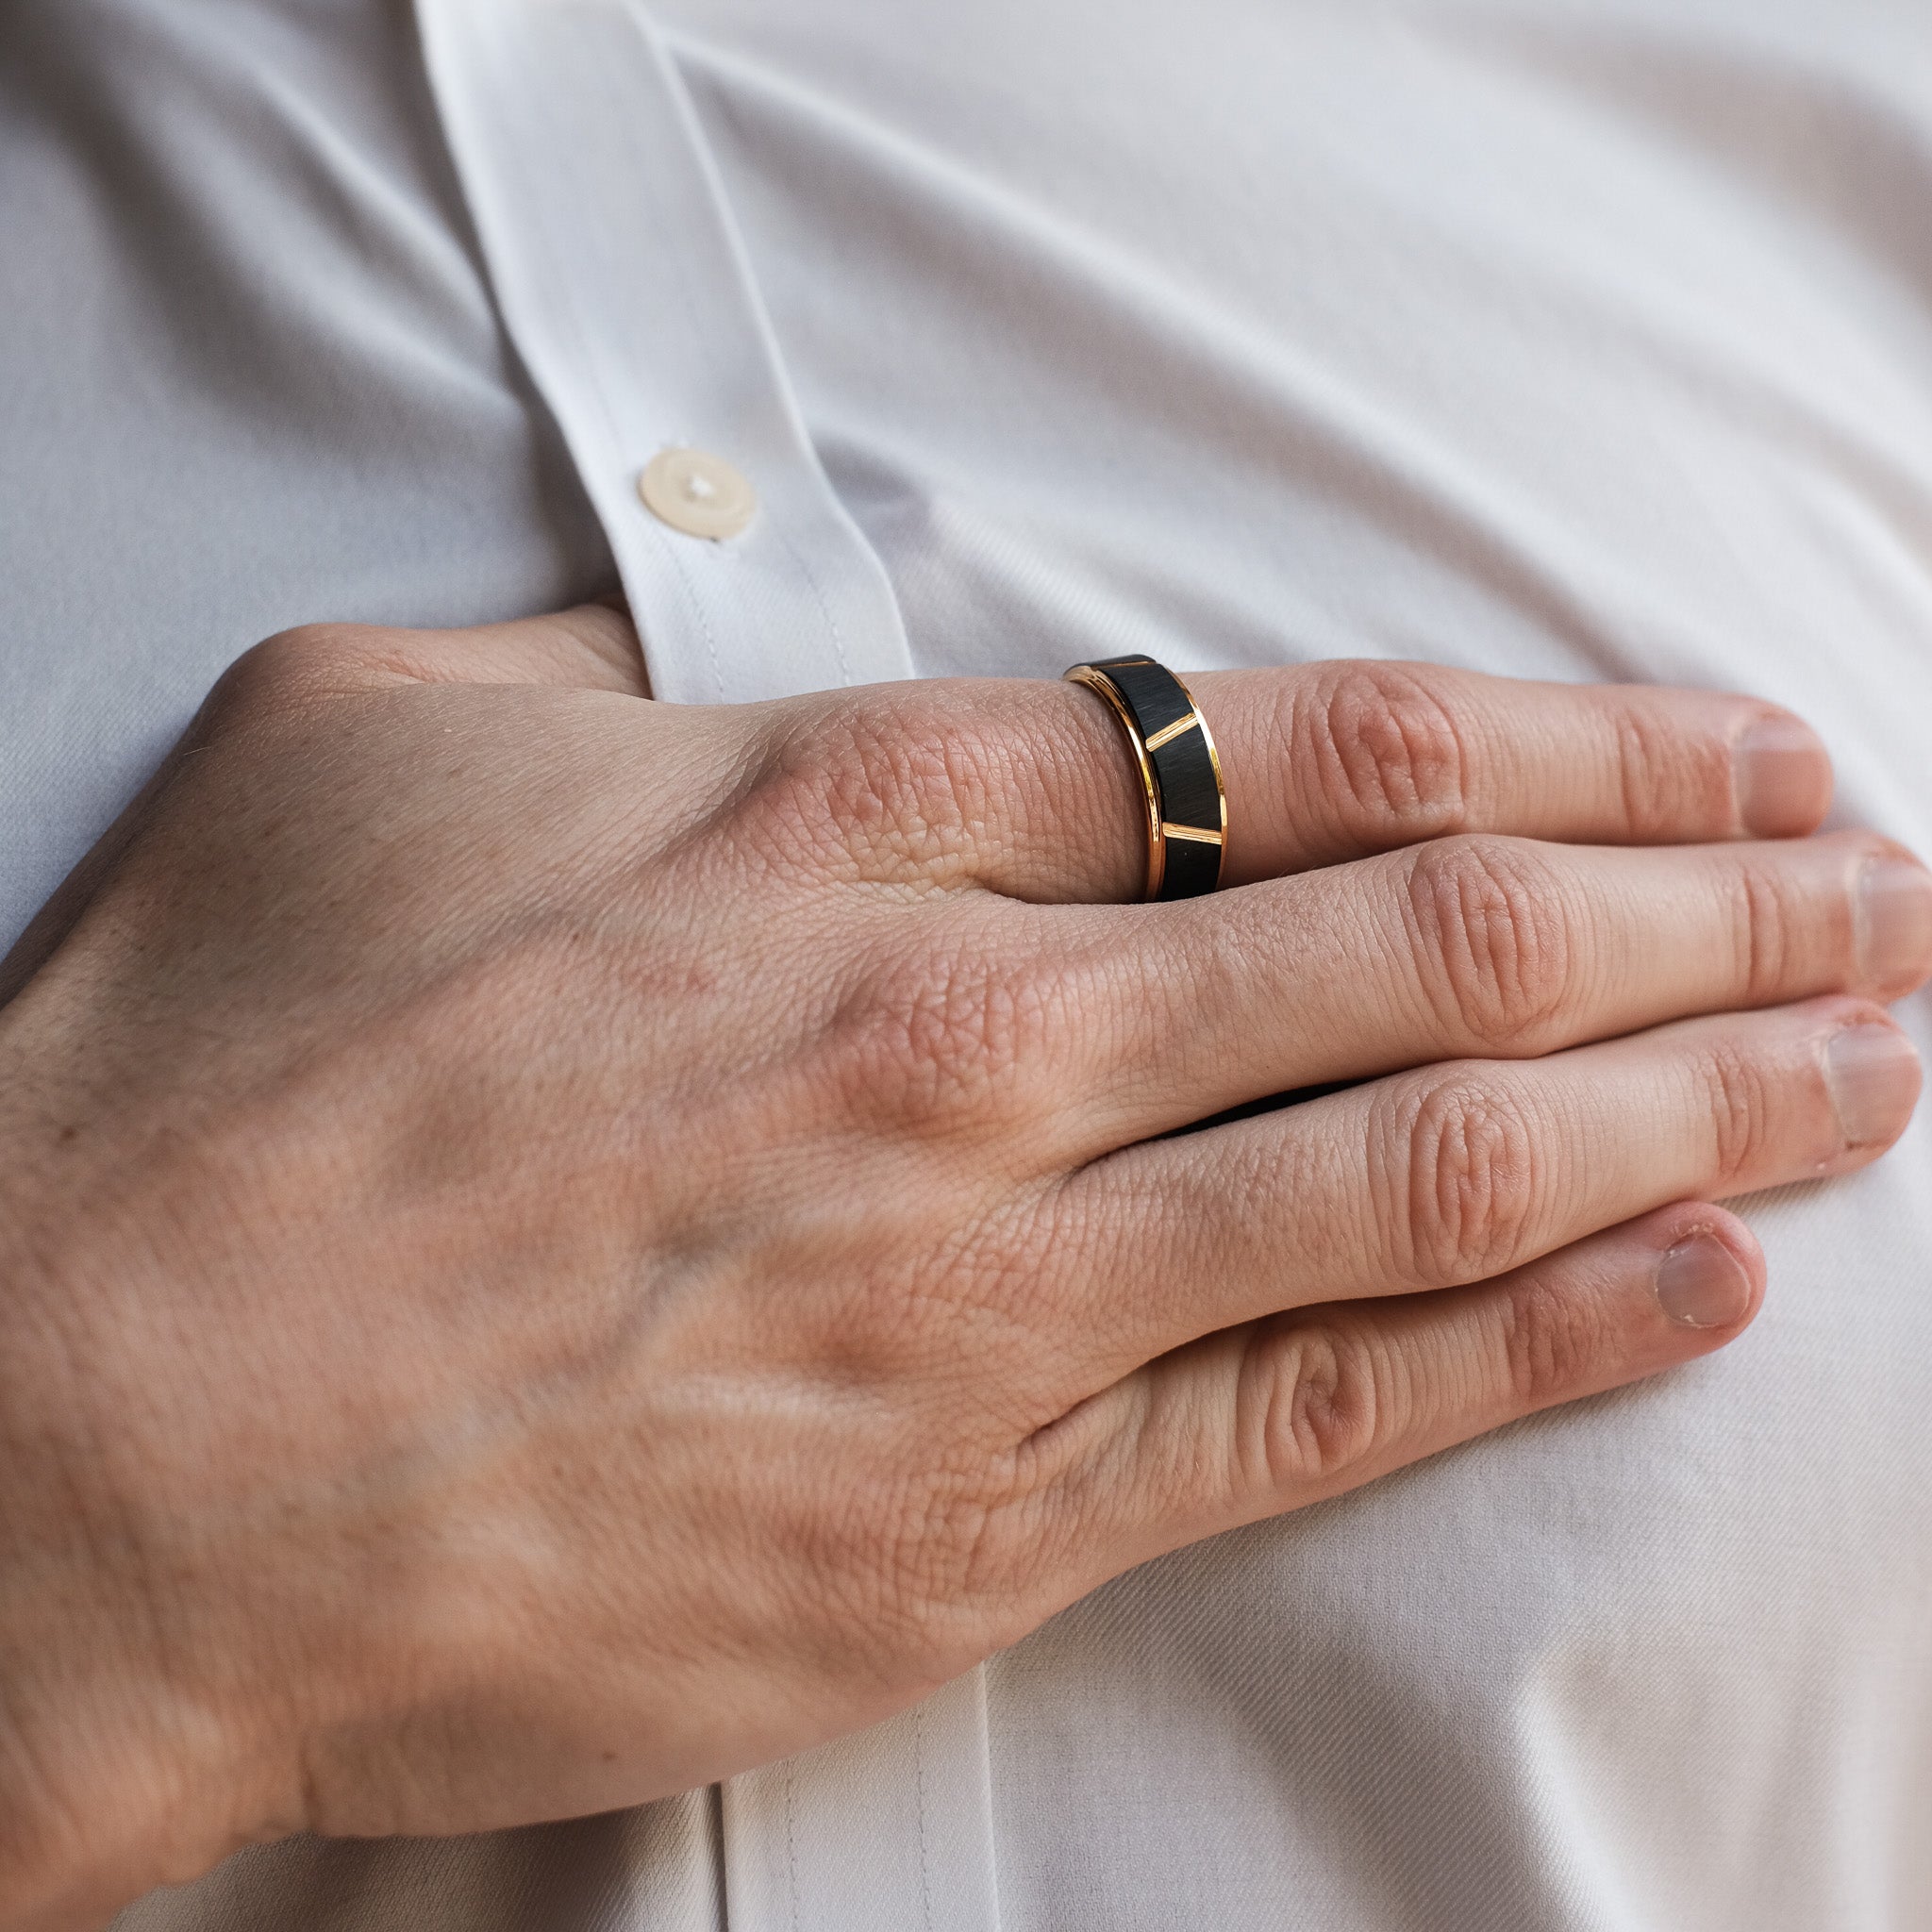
1161, 823, 1224, 846
1142, 713, 1200, 754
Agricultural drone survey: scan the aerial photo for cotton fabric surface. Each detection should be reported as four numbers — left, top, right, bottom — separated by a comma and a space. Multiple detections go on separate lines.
4, 1, 1931, 1926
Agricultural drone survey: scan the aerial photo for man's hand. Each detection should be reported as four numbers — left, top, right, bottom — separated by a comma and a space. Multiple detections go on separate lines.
0, 608, 1924, 1927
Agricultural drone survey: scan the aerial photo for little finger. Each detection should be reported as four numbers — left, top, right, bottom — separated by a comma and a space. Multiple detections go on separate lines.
1032, 1204, 1764, 1571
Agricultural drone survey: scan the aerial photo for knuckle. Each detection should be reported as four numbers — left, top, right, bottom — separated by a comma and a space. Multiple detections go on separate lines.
1494, 1274, 1608, 1410
1729, 859, 1797, 1007
1610, 706, 1727, 841
1698, 1036, 1781, 1187
892, 1457, 1030, 1613
747, 691, 996, 885
888, 1215, 1065, 1386
1378, 1070, 1541, 1284
1402, 836, 1574, 1053
820, 1440, 1042, 1665
1293, 662, 1474, 844
1252, 1316, 1387, 1485
201, 625, 369, 733
829, 937, 1060, 1140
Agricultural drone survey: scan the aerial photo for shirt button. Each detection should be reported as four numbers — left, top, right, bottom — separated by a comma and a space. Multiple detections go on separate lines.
638, 446, 758, 541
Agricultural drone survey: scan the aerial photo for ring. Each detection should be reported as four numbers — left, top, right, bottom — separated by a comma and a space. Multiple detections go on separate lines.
1064, 655, 1226, 900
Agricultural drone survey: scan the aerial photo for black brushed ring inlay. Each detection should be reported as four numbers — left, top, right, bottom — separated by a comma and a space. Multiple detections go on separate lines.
1078, 654, 1224, 901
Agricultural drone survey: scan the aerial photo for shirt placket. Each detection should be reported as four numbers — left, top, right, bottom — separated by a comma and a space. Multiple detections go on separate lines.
415, 0, 913, 708
411, 5, 998, 1929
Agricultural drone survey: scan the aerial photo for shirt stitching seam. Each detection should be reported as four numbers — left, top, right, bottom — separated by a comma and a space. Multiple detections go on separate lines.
769, 516, 856, 688
783, 1757, 803, 1932
913, 1701, 937, 1932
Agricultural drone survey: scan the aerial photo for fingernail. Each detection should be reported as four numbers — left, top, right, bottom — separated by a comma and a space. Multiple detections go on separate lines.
1855, 858, 1932, 991
1734, 714, 1828, 838
1654, 1232, 1753, 1328
1824, 1022, 1922, 1148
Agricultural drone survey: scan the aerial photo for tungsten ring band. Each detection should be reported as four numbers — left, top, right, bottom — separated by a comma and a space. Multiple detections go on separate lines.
1063, 655, 1227, 901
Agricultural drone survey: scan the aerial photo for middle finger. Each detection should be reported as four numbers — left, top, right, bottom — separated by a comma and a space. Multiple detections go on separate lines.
1033, 827, 1932, 1155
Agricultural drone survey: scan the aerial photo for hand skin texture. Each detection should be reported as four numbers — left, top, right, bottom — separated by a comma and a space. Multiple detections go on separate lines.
0, 608, 1927, 1928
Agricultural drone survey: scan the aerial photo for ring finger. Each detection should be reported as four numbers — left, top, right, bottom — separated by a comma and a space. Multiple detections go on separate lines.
904, 658, 1834, 904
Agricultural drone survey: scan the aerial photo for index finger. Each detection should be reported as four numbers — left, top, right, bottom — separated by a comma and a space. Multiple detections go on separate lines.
947, 658, 1832, 902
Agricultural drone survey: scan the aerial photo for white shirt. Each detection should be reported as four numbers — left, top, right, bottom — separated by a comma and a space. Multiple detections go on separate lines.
4, 1, 1931, 1925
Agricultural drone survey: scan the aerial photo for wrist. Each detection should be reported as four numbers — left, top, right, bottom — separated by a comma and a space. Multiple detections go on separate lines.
0, 1124, 289, 1926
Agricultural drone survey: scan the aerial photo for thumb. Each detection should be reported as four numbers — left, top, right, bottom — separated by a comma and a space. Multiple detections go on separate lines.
314, 598, 651, 697
0, 602, 648, 1005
